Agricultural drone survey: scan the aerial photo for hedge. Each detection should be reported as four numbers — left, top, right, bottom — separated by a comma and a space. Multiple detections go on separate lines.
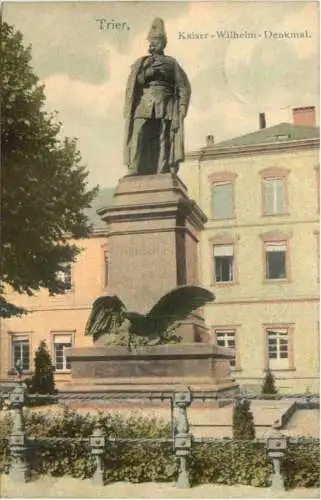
0, 408, 319, 488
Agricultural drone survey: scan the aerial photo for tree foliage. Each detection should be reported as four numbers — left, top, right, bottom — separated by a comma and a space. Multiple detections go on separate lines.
29, 340, 56, 394
261, 369, 278, 395
1, 21, 98, 316
232, 398, 256, 440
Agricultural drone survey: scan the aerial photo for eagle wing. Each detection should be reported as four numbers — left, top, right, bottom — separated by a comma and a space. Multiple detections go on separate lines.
146, 285, 215, 333
85, 295, 127, 342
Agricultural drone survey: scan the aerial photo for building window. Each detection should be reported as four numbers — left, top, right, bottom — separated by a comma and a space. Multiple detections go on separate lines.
104, 251, 109, 288
211, 182, 234, 219
260, 167, 289, 216
263, 178, 286, 215
213, 245, 234, 282
215, 330, 236, 368
267, 328, 289, 370
265, 241, 287, 280
56, 263, 72, 290
53, 334, 72, 371
11, 335, 30, 372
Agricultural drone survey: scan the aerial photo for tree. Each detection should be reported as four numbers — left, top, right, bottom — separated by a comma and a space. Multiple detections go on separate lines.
232, 398, 256, 440
29, 340, 56, 394
1, 22, 98, 316
261, 369, 278, 395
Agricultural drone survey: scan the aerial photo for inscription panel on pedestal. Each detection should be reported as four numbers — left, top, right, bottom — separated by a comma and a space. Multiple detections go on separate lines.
108, 232, 177, 312
72, 358, 212, 379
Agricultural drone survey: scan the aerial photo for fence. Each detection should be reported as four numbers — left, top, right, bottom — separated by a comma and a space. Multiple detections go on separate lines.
0, 382, 319, 490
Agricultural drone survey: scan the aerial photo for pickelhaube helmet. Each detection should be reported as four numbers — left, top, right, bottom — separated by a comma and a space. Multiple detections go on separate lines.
147, 18, 167, 44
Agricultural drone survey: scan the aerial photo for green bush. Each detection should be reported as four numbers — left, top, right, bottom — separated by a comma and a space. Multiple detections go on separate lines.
261, 370, 278, 395
0, 414, 12, 473
190, 441, 271, 487
232, 399, 255, 440
29, 340, 56, 395
0, 408, 319, 488
283, 440, 320, 489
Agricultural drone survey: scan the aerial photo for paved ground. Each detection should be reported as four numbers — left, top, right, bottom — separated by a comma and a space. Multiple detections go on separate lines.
1, 475, 319, 499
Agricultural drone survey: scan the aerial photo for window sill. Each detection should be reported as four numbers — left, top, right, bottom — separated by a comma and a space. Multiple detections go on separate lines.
231, 368, 242, 372
7, 370, 32, 376
212, 281, 239, 287
265, 368, 296, 372
263, 279, 290, 284
262, 212, 290, 217
54, 370, 71, 374
209, 216, 236, 222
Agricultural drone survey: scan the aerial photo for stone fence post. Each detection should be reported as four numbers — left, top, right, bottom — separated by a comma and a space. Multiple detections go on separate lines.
90, 423, 105, 485
8, 383, 29, 483
266, 429, 288, 491
173, 390, 193, 488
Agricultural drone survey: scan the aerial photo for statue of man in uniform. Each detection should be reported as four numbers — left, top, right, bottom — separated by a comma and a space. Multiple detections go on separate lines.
124, 18, 191, 175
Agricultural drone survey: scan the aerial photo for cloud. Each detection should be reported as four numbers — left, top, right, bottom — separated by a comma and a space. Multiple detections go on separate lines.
278, 2, 319, 59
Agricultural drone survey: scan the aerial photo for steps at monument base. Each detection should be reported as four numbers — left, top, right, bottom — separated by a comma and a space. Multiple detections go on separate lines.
60, 377, 239, 392
57, 378, 239, 409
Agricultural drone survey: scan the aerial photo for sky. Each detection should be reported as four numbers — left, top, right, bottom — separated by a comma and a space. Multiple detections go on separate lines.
3, 1, 320, 189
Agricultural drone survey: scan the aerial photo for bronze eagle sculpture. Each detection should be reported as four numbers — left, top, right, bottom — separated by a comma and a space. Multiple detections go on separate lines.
85, 285, 215, 347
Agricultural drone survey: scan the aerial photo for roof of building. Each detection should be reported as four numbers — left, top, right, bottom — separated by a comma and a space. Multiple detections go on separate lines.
85, 187, 115, 232
212, 123, 319, 149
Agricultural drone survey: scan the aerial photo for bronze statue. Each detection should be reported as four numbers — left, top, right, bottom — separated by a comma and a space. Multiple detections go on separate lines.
124, 18, 191, 175
85, 285, 214, 349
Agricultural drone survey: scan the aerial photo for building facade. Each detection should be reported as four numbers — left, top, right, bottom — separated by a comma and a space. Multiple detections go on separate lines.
1, 108, 319, 394
180, 106, 320, 393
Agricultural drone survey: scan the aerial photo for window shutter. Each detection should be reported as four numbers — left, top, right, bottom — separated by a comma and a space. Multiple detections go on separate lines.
212, 183, 233, 218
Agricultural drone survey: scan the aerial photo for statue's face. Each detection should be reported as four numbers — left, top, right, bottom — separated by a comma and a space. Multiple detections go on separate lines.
149, 38, 165, 54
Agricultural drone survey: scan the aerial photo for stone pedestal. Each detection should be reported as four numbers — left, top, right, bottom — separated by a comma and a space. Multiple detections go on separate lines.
67, 173, 238, 395
66, 343, 238, 394
97, 173, 209, 342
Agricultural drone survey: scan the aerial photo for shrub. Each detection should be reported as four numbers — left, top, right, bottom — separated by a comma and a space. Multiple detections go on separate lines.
282, 439, 320, 489
29, 340, 56, 394
23, 408, 173, 482
0, 409, 319, 488
0, 413, 12, 473
232, 399, 255, 440
190, 441, 271, 487
261, 369, 277, 395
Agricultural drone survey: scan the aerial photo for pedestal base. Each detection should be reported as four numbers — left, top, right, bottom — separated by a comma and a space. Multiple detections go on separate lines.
66, 343, 238, 394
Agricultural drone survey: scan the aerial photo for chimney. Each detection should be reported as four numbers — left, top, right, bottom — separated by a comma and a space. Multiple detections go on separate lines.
206, 134, 215, 146
292, 106, 316, 127
259, 112, 266, 129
